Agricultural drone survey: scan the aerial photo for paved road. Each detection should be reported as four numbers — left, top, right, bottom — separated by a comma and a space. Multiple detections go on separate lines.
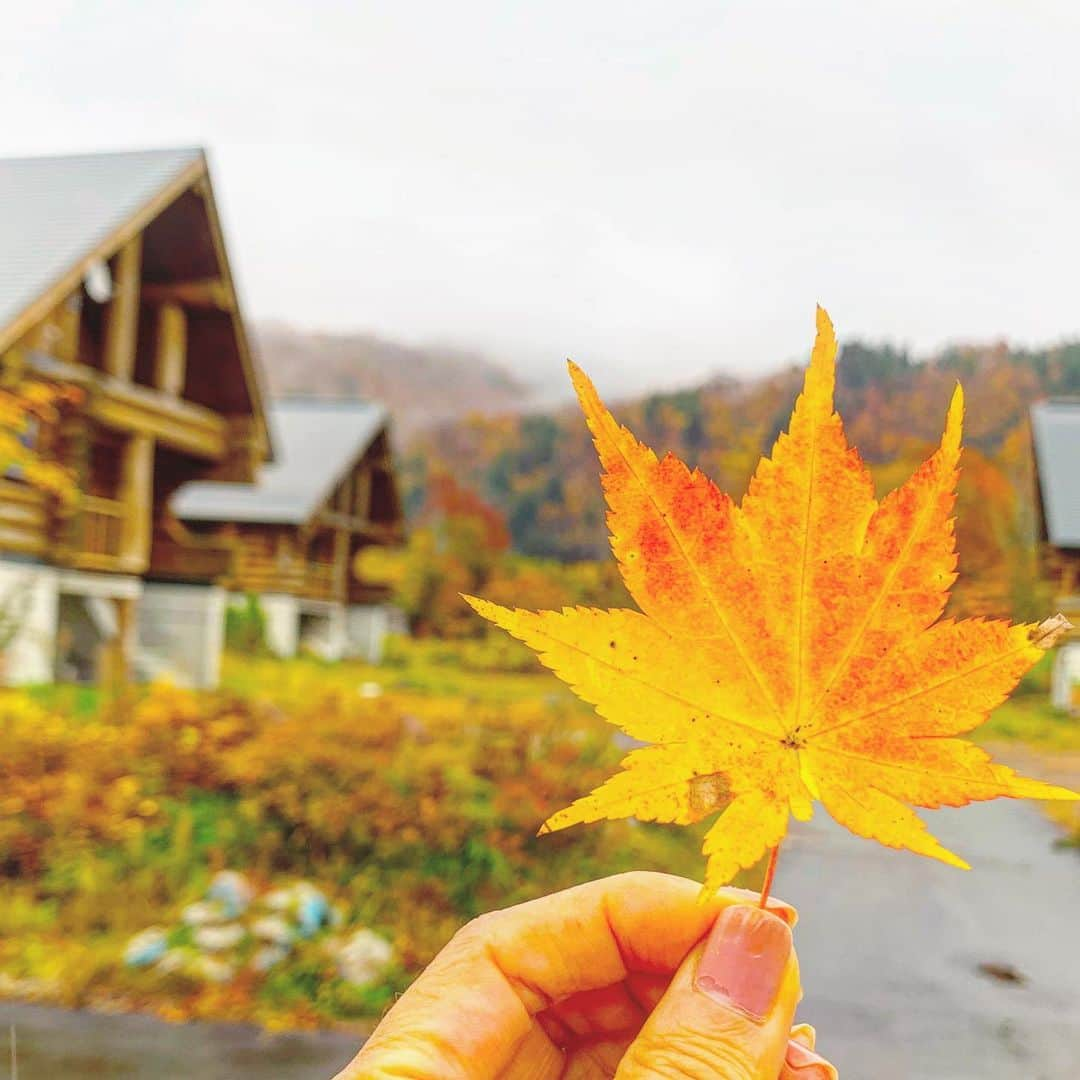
0, 1004, 361, 1079
0, 797, 1075, 1078
777, 798, 1080, 1079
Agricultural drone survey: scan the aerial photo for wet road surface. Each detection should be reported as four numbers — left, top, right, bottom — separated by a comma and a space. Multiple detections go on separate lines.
0, 797, 1076, 1078
777, 798, 1080, 1079
0, 1003, 361, 1079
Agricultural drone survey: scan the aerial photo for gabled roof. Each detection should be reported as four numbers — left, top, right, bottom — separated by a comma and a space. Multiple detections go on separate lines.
1031, 399, 1080, 548
173, 399, 388, 524
0, 147, 202, 342
0, 146, 270, 457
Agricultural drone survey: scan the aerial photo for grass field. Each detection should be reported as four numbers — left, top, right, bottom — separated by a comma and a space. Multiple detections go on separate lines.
0, 638, 1074, 1030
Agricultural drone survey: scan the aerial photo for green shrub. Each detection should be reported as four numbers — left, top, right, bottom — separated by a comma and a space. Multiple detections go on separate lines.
225, 594, 268, 654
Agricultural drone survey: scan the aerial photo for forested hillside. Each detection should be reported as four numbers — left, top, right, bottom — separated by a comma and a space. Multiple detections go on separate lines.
404, 339, 1080, 617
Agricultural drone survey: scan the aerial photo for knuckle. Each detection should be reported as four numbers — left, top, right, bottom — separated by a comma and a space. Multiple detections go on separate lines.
610, 869, 675, 891
447, 909, 500, 950
357, 1025, 473, 1080
618, 1029, 757, 1079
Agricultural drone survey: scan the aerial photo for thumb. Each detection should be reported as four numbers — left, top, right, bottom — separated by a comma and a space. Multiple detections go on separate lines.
617, 904, 801, 1079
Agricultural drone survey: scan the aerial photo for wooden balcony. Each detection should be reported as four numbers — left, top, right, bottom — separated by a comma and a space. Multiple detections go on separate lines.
227, 551, 344, 603
64, 496, 127, 571
25, 353, 230, 463
0, 479, 142, 573
299, 562, 338, 602
347, 580, 394, 606
0, 479, 48, 557
148, 536, 234, 583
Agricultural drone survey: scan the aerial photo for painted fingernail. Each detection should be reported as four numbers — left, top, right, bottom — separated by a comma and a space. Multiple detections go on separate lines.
694, 905, 792, 1021
786, 1038, 839, 1077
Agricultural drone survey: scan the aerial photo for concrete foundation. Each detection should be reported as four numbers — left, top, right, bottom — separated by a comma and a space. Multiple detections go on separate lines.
0, 558, 142, 685
1, 559, 406, 686
0, 559, 58, 684
234, 594, 397, 664
138, 583, 227, 688
345, 604, 396, 663
257, 593, 300, 658
1051, 641, 1080, 713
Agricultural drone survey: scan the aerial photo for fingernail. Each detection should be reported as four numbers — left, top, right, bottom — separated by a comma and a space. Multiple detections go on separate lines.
785, 1039, 839, 1077
695, 905, 792, 1021
718, 886, 798, 927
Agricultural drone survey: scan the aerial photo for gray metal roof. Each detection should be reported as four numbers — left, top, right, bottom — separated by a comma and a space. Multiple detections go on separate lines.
1031, 400, 1080, 548
173, 400, 388, 524
0, 147, 202, 333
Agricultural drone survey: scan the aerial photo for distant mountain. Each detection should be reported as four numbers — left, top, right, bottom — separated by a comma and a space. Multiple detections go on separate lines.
254, 325, 534, 436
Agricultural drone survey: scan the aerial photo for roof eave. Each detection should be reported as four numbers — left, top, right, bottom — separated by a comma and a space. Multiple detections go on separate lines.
195, 152, 276, 464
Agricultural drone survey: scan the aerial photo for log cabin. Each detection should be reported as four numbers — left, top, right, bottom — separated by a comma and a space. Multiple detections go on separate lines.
0, 147, 271, 686
171, 399, 404, 661
1031, 399, 1080, 711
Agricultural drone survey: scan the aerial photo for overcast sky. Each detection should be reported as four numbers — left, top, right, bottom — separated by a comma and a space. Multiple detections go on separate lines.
4, 0, 1080, 395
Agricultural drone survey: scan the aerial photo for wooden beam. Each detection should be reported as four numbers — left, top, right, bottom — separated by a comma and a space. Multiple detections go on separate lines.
102, 234, 142, 381
0, 155, 206, 357
0, 479, 48, 557
333, 527, 350, 599
336, 474, 353, 513
102, 595, 137, 691
13, 295, 81, 363
21, 354, 228, 460
353, 469, 372, 520
313, 510, 402, 542
119, 433, 154, 569
142, 279, 232, 311
189, 169, 271, 463
57, 296, 81, 364
88, 388, 226, 460
153, 302, 187, 395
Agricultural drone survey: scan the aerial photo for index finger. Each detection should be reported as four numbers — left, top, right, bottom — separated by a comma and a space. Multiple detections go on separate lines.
341, 871, 796, 1078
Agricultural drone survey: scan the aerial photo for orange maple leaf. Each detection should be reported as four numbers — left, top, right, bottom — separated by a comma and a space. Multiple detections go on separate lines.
466, 307, 1078, 895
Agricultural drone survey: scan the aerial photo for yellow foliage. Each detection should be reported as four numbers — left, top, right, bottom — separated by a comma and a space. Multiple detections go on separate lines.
0, 377, 80, 504
470, 308, 1077, 893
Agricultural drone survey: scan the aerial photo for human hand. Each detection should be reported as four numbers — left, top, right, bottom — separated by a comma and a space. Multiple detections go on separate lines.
336, 871, 837, 1078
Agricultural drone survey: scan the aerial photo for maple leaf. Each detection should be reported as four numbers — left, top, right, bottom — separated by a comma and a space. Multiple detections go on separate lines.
465, 307, 1078, 895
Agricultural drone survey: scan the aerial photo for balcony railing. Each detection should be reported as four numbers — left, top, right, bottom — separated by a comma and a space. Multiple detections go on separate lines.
300, 561, 338, 601
0, 479, 48, 556
228, 552, 343, 602
73, 496, 126, 561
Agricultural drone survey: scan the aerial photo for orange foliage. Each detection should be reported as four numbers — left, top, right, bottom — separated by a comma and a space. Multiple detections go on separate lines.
426, 470, 511, 554
470, 308, 1077, 894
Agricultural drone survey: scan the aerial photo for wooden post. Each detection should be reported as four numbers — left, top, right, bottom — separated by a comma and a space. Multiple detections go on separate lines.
58, 295, 81, 364
153, 302, 187, 395
102, 595, 137, 691
119, 433, 154, 569
354, 468, 372, 522
337, 475, 353, 513
333, 527, 350, 601
103, 235, 142, 381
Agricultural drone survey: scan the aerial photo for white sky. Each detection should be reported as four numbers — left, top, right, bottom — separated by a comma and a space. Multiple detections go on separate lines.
4, 0, 1080, 395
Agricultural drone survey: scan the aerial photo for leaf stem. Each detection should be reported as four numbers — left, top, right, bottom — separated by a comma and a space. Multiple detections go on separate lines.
759, 844, 781, 909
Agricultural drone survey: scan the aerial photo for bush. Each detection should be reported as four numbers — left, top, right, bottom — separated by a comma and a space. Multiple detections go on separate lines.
225, 594, 268, 654
0, 642, 722, 1028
